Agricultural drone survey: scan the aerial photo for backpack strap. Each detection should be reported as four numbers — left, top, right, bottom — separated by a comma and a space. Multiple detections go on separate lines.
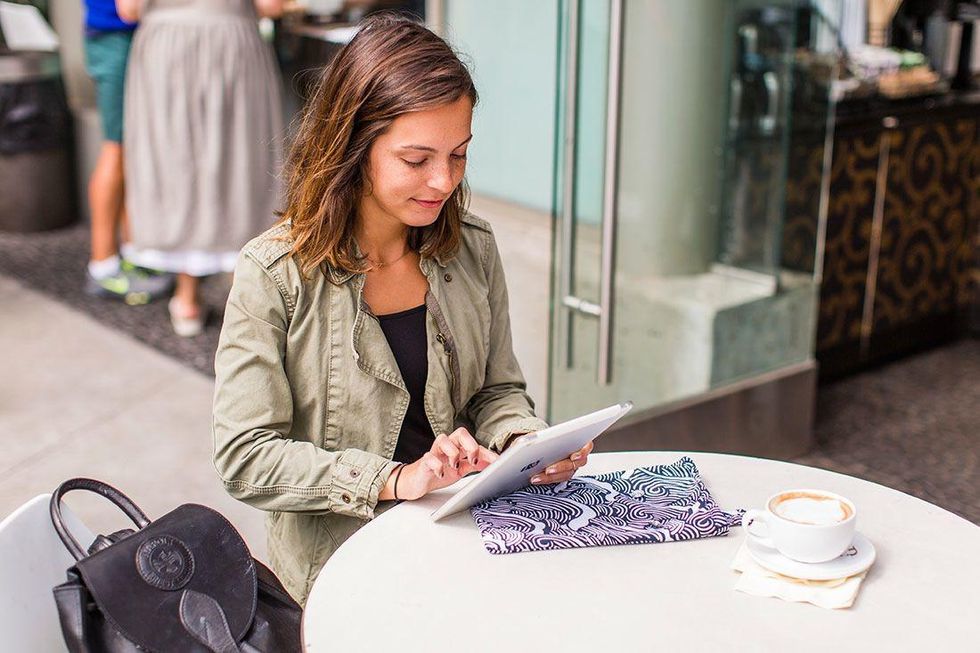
180, 589, 242, 653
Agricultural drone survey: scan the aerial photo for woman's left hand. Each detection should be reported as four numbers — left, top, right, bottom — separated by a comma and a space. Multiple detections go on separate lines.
530, 440, 593, 485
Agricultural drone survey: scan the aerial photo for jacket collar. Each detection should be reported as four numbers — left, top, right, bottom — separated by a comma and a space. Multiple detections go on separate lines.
325, 251, 448, 285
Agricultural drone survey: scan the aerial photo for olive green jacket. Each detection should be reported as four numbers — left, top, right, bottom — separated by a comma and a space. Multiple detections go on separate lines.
212, 214, 548, 604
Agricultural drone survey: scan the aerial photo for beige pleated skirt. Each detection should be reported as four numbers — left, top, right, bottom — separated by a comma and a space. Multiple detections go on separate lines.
123, 0, 284, 275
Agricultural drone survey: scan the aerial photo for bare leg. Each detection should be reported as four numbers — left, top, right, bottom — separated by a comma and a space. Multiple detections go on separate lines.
172, 273, 201, 318
118, 201, 131, 246
89, 142, 125, 262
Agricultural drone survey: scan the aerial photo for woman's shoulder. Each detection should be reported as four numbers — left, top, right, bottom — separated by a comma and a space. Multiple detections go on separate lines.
234, 223, 308, 322
457, 211, 499, 268
460, 211, 492, 234
241, 221, 296, 272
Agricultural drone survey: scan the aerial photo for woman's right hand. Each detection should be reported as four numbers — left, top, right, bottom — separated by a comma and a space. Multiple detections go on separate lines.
389, 428, 498, 501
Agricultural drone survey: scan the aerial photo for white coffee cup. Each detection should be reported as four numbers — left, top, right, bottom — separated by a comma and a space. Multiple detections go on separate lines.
742, 489, 857, 563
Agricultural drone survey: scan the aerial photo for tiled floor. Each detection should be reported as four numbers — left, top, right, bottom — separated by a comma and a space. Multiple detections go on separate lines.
795, 339, 979, 525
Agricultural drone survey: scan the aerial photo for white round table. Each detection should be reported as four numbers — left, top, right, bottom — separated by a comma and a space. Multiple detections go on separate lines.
303, 452, 980, 651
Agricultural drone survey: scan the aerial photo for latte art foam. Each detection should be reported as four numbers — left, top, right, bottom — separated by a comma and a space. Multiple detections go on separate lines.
770, 493, 852, 525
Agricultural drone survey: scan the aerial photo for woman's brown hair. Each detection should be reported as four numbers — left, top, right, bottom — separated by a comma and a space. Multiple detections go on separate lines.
278, 13, 478, 278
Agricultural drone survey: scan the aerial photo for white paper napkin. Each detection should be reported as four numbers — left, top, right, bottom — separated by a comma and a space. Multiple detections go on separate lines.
731, 540, 867, 609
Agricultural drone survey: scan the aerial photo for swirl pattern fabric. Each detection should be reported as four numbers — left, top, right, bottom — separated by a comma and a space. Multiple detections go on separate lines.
471, 457, 743, 555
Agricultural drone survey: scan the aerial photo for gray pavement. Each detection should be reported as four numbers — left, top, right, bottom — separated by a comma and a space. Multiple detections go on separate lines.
0, 275, 267, 560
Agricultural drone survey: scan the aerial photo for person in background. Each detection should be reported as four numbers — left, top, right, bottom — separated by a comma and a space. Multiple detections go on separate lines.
82, 0, 173, 304
211, 14, 592, 605
115, 0, 284, 336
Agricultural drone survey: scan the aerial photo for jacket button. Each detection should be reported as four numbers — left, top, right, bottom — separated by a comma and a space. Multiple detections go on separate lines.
342, 494, 351, 504
350, 469, 359, 479
444, 273, 453, 282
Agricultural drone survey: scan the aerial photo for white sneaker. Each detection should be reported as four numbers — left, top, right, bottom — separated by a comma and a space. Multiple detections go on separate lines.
168, 298, 205, 337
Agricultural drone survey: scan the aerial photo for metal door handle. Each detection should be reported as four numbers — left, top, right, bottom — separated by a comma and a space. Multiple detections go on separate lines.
558, 0, 622, 386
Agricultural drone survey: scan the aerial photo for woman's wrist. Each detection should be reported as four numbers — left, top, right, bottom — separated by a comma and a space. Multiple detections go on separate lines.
392, 463, 405, 500
500, 431, 530, 452
378, 463, 403, 502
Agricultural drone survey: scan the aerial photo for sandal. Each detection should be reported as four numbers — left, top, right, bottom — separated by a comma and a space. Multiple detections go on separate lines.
168, 297, 205, 337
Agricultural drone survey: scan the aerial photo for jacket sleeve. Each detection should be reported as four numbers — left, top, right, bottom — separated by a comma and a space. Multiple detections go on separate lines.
212, 251, 399, 520
465, 228, 549, 453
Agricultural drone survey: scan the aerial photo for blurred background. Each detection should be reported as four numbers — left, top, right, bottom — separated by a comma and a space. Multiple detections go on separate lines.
1, 0, 977, 556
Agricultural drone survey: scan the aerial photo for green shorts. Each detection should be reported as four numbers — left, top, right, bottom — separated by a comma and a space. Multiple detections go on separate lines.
83, 30, 134, 143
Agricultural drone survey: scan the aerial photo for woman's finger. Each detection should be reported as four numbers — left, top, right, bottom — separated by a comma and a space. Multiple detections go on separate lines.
534, 472, 575, 485
531, 458, 579, 484
547, 460, 577, 476
422, 452, 445, 479
432, 433, 461, 469
457, 446, 494, 475
570, 440, 594, 462
531, 470, 575, 485
448, 427, 480, 464
472, 446, 498, 470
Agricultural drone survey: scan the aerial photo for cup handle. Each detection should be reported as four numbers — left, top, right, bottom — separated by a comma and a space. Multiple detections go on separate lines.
741, 509, 776, 549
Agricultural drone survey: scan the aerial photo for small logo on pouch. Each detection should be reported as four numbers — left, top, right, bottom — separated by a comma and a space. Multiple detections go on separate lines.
520, 460, 541, 473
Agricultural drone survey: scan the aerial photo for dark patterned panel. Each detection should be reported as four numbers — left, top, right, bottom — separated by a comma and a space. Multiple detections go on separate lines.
816, 131, 880, 353
872, 118, 979, 332
955, 119, 980, 328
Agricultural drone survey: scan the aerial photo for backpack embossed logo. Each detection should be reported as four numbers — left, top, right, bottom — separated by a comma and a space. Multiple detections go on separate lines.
136, 536, 194, 591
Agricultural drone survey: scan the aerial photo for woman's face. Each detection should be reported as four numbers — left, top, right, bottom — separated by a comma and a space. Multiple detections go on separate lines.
360, 95, 473, 231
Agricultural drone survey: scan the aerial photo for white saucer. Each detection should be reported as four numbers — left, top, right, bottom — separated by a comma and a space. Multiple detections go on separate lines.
745, 532, 876, 581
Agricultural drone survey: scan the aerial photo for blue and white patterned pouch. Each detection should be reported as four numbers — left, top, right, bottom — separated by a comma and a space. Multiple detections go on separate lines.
471, 457, 744, 555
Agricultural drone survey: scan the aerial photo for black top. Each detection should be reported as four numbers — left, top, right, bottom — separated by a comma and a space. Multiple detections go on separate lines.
376, 304, 435, 464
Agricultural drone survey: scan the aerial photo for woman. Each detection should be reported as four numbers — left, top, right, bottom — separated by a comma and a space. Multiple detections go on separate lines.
212, 14, 592, 605
116, 0, 284, 335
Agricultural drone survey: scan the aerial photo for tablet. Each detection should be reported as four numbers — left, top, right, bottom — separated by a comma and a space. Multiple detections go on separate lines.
430, 401, 633, 521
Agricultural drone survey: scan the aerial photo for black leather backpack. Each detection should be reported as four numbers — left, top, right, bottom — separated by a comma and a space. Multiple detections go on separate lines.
49, 478, 302, 652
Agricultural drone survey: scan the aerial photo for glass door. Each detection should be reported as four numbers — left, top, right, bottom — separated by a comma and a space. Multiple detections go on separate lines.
548, 0, 620, 419
548, 0, 832, 423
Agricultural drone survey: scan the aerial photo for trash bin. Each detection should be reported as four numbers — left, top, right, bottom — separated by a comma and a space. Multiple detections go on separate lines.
0, 49, 76, 232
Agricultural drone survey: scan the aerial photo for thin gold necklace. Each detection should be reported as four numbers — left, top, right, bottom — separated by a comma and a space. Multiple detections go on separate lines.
366, 246, 412, 270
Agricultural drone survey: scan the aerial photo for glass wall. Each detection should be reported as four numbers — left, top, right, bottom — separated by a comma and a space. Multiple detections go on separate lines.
441, 0, 841, 424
